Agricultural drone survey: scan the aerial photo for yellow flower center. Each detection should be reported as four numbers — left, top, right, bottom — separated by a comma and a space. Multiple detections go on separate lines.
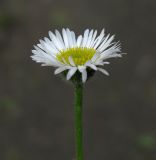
56, 47, 96, 66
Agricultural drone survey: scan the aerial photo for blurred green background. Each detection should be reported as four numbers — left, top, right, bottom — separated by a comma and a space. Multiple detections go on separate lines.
0, 0, 156, 160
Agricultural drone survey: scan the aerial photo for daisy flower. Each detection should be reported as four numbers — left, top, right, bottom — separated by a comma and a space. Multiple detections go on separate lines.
31, 28, 126, 160
31, 28, 123, 83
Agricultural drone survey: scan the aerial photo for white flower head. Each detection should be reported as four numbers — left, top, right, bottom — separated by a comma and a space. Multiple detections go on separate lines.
31, 28, 124, 83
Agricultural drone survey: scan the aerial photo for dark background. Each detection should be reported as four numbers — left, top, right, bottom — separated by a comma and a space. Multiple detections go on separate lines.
0, 0, 156, 160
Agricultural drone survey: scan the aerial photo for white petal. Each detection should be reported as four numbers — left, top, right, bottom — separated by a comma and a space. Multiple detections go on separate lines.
90, 30, 97, 47
31, 54, 60, 67
91, 52, 100, 62
103, 62, 110, 64
86, 29, 93, 47
68, 56, 76, 66
97, 68, 109, 76
55, 30, 65, 48
82, 29, 89, 47
66, 28, 74, 48
37, 43, 44, 50
77, 35, 82, 47
87, 63, 97, 70
39, 39, 58, 56
78, 66, 87, 83
85, 61, 97, 70
98, 35, 115, 52
32, 46, 61, 67
100, 48, 121, 60
62, 28, 69, 48
82, 69, 87, 83
95, 61, 110, 66
71, 31, 76, 47
54, 66, 71, 74
48, 31, 64, 50
43, 37, 58, 55
93, 29, 105, 49
78, 66, 86, 73
66, 67, 77, 80
62, 58, 68, 64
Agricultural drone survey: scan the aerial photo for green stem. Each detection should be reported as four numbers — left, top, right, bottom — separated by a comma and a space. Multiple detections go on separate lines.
74, 82, 84, 160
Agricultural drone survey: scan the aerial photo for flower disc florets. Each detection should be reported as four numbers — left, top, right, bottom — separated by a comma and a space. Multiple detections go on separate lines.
57, 47, 96, 66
